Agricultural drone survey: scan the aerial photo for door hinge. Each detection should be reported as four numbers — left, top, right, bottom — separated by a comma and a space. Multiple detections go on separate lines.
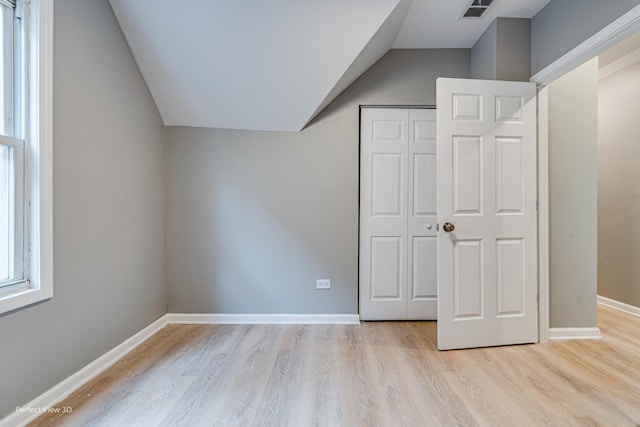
536, 200, 539, 212
436, 223, 440, 232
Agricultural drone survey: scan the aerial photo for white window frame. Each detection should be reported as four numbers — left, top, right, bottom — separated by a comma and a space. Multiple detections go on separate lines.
0, 0, 27, 296
0, 0, 52, 315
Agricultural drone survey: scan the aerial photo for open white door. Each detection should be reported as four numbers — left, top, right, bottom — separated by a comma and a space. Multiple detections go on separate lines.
436, 78, 538, 350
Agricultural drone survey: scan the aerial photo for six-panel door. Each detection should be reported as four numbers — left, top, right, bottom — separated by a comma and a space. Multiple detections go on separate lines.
436, 78, 538, 350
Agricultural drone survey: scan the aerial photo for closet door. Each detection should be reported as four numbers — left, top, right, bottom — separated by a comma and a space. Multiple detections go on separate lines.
359, 108, 437, 320
359, 108, 409, 320
407, 109, 437, 319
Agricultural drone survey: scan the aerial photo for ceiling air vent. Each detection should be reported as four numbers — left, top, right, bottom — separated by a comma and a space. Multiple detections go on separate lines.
463, 0, 495, 18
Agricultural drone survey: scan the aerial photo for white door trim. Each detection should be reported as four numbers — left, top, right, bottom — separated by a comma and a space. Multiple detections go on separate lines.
532, 4, 640, 342
531, 4, 640, 87
537, 86, 550, 343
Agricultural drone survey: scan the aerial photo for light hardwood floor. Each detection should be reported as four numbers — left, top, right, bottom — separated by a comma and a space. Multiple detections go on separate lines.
30, 306, 640, 426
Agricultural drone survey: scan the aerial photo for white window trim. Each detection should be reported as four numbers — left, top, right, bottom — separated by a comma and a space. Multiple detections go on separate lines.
0, 0, 52, 314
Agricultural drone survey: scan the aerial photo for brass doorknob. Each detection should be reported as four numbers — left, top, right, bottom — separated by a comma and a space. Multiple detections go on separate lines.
443, 222, 455, 232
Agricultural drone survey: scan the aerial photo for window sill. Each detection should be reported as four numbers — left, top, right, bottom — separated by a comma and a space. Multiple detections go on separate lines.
0, 284, 51, 315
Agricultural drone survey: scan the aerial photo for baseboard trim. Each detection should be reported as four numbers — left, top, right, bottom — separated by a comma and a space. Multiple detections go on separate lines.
0, 314, 170, 427
548, 327, 602, 341
597, 295, 640, 318
166, 313, 361, 325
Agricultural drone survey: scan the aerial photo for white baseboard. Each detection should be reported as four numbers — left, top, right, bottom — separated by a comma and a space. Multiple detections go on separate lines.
597, 295, 640, 318
1, 312, 360, 426
0, 314, 170, 427
548, 327, 602, 341
166, 313, 361, 325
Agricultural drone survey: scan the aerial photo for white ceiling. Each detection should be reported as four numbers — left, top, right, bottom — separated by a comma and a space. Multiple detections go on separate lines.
109, 0, 551, 132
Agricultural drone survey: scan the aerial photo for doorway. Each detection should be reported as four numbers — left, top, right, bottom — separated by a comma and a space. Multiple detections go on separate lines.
597, 33, 640, 315
534, 7, 640, 340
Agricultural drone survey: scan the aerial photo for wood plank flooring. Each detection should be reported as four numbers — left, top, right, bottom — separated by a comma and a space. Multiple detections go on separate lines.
30, 306, 640, 426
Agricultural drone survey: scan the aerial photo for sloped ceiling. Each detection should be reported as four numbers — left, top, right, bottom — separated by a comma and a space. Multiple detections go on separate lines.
109, 0, 550, 132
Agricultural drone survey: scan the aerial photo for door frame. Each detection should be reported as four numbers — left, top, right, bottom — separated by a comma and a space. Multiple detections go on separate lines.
532, 4, 640, 342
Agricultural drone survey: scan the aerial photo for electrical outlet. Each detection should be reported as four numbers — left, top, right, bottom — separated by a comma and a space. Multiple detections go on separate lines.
316, 279, 331, 290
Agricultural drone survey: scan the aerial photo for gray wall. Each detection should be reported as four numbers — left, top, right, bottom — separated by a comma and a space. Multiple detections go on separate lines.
532, 0, 640, 74
598, 60, 640, 308
470, 19, 497, 80
0, 0, 166, 418
548, 58, 599, 328
166, 49, 470, 314
471, 18, 530, 82
495, 18, 531, 82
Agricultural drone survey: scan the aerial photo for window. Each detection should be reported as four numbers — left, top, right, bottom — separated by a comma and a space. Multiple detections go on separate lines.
0, 0, 26, 296
0, 0, 52, 314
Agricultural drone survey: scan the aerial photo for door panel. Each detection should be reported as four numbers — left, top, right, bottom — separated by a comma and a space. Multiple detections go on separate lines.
371, 154, 403, 216
360, 109, 408, 320
496, 137, 524, 214
496, 96, 524, 122
453, 239, 483, 319
412, 154, 437, 216
437, 78, 537, 350
496, 238, 525, 317
373, 120, 405, 142
407, 109, 437, 319
453, 136, 483, 215
370, 236, 403, 299
412, 236, 437, 298
452, 94, 482, 121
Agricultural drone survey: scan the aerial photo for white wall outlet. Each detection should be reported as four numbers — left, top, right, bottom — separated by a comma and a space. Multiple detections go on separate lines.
316, 279, 331, 289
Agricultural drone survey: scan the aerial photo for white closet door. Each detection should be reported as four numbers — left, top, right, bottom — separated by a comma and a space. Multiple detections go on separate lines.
436, 78, 538, 350
359, 108, 437, 321
359, 108, 409, 320
407, 109, 437, 319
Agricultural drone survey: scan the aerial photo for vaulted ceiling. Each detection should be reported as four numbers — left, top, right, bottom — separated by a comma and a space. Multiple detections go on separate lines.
109, 0, 551, 131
